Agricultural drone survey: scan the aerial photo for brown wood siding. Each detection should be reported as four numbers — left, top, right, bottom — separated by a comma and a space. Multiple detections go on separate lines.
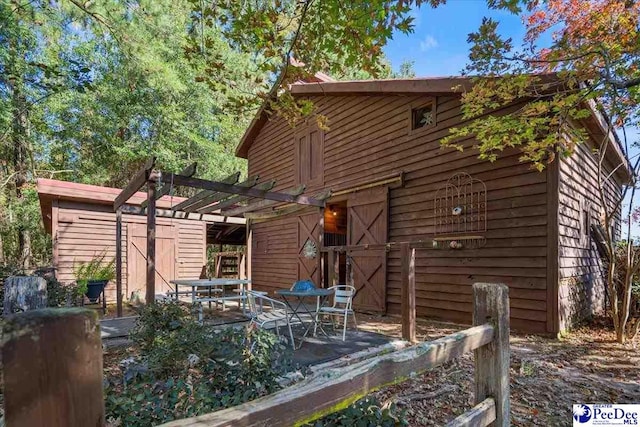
54, 200, 206, 303
557, 132, 621, 332
248, 95, 551, 332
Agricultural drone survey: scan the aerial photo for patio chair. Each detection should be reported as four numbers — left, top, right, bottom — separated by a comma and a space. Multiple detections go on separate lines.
245, 290, 295, 349
318, 285, 357, 341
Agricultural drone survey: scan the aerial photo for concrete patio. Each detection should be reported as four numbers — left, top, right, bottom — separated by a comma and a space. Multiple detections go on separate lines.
100, 311, 395, 367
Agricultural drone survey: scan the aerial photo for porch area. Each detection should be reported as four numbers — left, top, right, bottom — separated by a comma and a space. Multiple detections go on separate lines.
100, 302, 403, 367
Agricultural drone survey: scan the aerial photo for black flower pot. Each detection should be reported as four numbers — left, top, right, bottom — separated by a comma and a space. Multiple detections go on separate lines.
85, 279, 108, 303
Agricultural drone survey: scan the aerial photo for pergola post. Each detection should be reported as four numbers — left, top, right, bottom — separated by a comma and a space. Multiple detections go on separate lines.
146, 172, 158, 304
317, 206, 324, 287
115, 208, 123, 317
246, 219, 252, 290
401, 243, 417, 342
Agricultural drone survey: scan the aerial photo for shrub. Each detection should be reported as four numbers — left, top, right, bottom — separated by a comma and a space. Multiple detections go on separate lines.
309, 396, 407, 427
105, 301, 294, 426
74, 251, 116, 295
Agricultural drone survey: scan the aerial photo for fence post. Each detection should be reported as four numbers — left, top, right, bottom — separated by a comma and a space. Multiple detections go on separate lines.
2, 308, 104, 427
401, 243, 416, 342
473, 283, 510, 426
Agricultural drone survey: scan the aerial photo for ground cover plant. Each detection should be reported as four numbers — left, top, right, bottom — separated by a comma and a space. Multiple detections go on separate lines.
104, 301, 294, 426
103, 302, 411, 426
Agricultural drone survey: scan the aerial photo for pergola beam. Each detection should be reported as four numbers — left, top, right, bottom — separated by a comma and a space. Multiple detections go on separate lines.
171, 172, 241, 211
245, 190, 332, 221
140, 162, 197, 209
221, 184, 306, 217
185, 175, 259, 212
196, 180, 276, 213
120, 204, 246, 223
161, 173, 326, 207
113, 157, 155, 210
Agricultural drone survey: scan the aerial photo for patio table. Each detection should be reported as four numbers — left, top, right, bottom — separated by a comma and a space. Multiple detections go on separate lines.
169, 279, 252, 321
275, 288, 334, 346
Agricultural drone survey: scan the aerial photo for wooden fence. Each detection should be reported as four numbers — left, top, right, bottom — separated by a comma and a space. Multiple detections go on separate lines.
161, 282, 510, 427
2, 284, 509, 427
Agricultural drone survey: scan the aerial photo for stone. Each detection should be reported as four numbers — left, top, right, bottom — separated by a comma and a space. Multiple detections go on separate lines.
3, 276, 47, 315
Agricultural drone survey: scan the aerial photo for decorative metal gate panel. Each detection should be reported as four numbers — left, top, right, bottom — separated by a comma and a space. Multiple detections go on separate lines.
434, 172, 487, 249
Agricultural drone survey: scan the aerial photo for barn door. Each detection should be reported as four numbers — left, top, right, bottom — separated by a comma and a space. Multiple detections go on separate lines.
297, 211, 322, 286
128, 224, 177, 299
348, 188, 388, 312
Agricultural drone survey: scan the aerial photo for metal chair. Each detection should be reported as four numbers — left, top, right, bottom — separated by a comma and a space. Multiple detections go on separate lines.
245, 290, 295, 349
318, 285, 357, 341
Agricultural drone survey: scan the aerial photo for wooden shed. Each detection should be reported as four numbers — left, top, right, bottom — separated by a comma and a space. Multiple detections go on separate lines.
37, 179, 245, 303
237, 77, 631, 335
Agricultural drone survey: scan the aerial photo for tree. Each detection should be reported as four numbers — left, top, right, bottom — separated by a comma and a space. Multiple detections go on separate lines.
1, 1, 92, 268
0, 0, 263, 267
441, 0, 640, 343
2, 0, 422, 268
185, 0, 440, 126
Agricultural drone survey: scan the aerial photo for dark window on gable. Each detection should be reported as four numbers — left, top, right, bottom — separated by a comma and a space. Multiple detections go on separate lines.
411, 100, 436, 131
295, 124, 324, 187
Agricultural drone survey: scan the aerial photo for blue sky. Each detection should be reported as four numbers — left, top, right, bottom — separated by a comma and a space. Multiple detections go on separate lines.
383, 1, 640, 238
384, 1, 524, 77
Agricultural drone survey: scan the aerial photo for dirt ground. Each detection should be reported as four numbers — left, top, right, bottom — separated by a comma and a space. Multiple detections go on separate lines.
100, 309, 640, 426
357, 314, 640, 426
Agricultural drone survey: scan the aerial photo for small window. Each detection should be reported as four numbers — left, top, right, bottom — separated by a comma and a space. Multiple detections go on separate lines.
410, 99, 437, 132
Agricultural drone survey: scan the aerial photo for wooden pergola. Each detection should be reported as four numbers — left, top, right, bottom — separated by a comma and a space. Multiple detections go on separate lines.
112, 157, 328, 316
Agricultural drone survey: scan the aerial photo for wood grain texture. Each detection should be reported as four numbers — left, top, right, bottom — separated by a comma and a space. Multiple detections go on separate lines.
53, 201, 207, 303
446, 398, 496, 427
556, 127, 621, 332
401, 243, 416, 342
246, 93, 624, 333
473, 283, 510, 427
3, 308, 104, 427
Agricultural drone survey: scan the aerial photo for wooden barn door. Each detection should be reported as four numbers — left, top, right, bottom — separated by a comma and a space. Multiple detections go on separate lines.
127, 224, 177, 300
297, 211, 322, 286
347, 188, 388, 312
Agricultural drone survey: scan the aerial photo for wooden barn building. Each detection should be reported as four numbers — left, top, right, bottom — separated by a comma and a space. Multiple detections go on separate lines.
237, 77, 631, 335
37, 179, 245, 303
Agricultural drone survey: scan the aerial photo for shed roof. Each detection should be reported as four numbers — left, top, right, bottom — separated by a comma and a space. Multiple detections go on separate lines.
37, 179, 236, 234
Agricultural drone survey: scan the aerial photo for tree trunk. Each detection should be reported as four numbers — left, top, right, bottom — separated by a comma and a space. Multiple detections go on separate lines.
13, 86, 32, 269
0, 233, 5, 265
6, 5, 33, 269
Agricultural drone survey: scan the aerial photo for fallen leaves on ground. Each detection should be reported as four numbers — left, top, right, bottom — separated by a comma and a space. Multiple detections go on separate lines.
357, 315, 640, 426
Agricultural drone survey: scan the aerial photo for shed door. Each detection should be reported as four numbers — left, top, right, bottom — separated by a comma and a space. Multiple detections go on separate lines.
348, 188, 388, 312
297, 211, 322, 285
127, 224, 177, 299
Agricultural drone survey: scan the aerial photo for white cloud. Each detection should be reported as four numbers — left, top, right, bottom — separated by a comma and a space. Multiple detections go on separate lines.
419, 35, 438, 52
